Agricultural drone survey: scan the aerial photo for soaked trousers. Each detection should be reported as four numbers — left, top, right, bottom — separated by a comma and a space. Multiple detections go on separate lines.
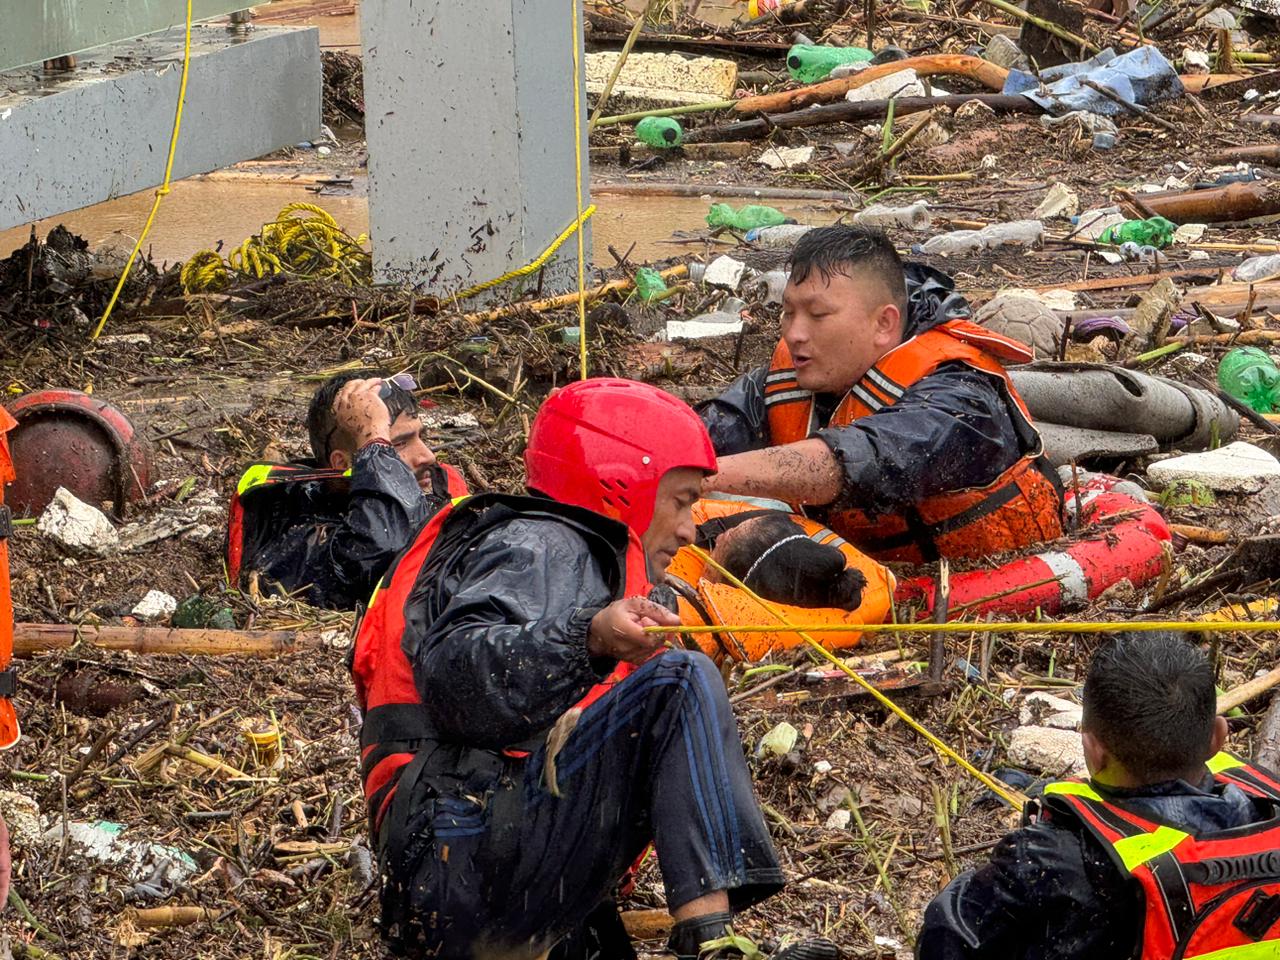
378, 650, 785, 960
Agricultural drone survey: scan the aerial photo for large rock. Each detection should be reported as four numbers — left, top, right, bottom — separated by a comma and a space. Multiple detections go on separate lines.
37, 487, 119, 557
585, 52, 737, 108
1008, 724, 1087, 775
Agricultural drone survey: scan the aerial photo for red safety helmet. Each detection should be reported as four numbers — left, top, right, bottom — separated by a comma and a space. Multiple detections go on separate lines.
525, 378, 717, 534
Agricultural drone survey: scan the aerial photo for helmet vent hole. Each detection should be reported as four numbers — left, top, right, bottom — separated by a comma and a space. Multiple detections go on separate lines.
615, 479, 629, 489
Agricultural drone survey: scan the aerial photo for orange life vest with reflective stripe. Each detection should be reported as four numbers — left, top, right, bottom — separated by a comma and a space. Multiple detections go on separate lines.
665, 498, 895, 662
1043, 753, 1280, 960
763, 319, 1063, 562
350, 494, 648, 838
0, 407, 18, 751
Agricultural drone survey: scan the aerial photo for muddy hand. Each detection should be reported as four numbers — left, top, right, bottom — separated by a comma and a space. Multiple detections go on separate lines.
333, 378, 394, 449
588, 597, 681, 665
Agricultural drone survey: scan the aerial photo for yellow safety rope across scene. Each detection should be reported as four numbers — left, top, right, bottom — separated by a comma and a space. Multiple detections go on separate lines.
682, 546, 1030, 810
570, 0, 590, 380
93, 0, 194, 339
448, 205, 597, 303
649, 620, 1280, 636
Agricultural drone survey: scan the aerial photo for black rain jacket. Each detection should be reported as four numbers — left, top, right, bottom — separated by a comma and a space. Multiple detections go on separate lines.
697, 264, 1041, 518
249, 441, 449, 611
916, 776, 1274, 960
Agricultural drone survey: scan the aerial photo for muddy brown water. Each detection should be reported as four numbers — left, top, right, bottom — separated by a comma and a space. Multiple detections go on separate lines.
0, 178, 840, 272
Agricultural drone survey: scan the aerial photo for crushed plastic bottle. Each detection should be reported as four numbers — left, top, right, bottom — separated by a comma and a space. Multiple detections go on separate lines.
854, 200, 932, 230
919, 230, 986, 256
706, 203, 790, 232
917, 220, 1042, 256
635, 116, 683, 149
752, 269, 789, 305
1097, 216, 1177, 249
1218, 347, 1280, 413
1234, 254, 1280, 284
786, 44, 875, 83
744, 224, 813, 248
633, 267, 670, 302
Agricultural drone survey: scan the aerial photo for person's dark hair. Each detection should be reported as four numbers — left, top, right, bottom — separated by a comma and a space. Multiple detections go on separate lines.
715, 513, 866, 611
307, 369, 418, 463
788, 225, 908, 318
1082, 632, 1217, 782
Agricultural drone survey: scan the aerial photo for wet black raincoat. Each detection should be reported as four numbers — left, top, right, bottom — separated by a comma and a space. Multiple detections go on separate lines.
697, 265, 1042, 518
248, 441, 450, 610
916, 776, 1274, 960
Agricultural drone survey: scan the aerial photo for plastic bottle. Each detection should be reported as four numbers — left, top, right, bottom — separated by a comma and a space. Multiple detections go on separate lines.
1234, 254, 1280, 284
919, 230, 986, 256
635, 116, 683, 149
744, 224, 813, 248
633, 267, 670, 302
979, 219, 1044, 247
786, 44, 875, 83
1097, 216, 1177, 249
752, 269, 789, 305
1218, 346, 1280, 413
855, 200, 932, 230
706, 203, 790, 231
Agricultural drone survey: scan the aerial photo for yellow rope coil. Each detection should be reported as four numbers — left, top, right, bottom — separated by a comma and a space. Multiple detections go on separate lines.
182, 202, 371, 293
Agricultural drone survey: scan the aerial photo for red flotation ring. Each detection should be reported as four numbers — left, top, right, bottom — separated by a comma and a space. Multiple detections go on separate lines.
894, 474, 1171, 619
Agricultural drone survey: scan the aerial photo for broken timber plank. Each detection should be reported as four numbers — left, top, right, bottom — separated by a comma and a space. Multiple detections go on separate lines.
14, 623, 315, 658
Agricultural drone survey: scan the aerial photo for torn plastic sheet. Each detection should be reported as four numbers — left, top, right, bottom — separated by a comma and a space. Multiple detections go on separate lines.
1004, 46, 1185, 116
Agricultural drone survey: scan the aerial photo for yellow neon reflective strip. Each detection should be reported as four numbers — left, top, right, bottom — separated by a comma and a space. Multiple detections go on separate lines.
1207, 752, 1246, 775
451, 496, 469, 507
236, 464, 275, 496
1043, 781, 1105, 802
1188, 941, 1280, 960
366, 583, 382, 611
1112, 825, 1190, 872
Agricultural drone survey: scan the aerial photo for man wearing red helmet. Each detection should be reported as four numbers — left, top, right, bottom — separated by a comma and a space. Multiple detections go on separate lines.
350, 379, 824, 960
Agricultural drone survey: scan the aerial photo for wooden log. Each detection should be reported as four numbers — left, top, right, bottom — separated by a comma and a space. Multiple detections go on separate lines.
1219, 665, 1280, 714
1137, 180, 1280, 225
592, 181, 852, 200
588, 141, 757, 163
733, 55, 1010, 114
128, 906, 214, 928
689, 93, 1039, 143
1209, 144, 1280, 164
14, 623, 310, 658
1169, 523, 1233, 544
621, 908, 674, 940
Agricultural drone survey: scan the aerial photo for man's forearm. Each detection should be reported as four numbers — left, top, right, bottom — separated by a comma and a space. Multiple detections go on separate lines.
702, 438, 843, 506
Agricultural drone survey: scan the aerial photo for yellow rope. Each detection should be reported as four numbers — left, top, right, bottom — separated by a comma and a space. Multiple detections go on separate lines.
646, 620, 1280, 636
181, 202, 371, 293
685, 546, 1030, 809
570, 0, 589, 380
92, 0, 194, 339
448, 205, 597, 302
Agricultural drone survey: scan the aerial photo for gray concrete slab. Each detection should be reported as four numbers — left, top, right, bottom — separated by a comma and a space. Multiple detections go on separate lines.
361, 0, 591, 297
0, 1, 251, 72
0, 25, 321, 232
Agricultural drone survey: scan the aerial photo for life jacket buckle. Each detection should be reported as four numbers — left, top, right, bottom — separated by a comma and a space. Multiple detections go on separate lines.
0, 504, 10, 539
0, 669, 16, 698
1235, 888, 1280, 941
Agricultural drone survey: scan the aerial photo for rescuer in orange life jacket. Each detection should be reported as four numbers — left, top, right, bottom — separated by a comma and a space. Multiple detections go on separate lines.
698, 225, 1064, 564
918, 631, 1280, 960
350, 378, 837, 960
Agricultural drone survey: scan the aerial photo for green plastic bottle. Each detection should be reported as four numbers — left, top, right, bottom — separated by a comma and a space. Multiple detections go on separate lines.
1218, 346, 1280, 413
1097, 216, 1177, 249
633, 267, 670, 303
786, 44, 875, 83
635, 116, 683, 149
706, 203, 789, 232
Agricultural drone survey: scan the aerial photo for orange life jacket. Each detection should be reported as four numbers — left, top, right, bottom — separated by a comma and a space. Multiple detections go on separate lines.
763, 318, 1064, 563
665, 498, 895, 662
350, 494, 648, 840
0, 407, 18, 750
1043, 753, 1280, 960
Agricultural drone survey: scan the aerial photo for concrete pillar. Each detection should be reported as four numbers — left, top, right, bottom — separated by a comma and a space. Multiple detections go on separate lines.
361, 0, 591, 297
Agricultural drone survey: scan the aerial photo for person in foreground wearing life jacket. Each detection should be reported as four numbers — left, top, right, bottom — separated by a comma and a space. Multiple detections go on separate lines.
230, 370, 466, 609
350, 378, 837, 960
697, 225, 1063, 563
917, 631, 1280, 960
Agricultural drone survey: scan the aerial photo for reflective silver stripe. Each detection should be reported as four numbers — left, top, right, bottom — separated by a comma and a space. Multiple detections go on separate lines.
865, 368, 905, 399
766, 369, 796, 384
847, 382, 883, 412
1039, 551, 1089, 602
764, 389, 813, 407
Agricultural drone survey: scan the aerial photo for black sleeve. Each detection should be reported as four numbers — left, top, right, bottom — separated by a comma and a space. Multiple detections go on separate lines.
410, 519, 617, 749
815, 363, 1023, 516
915, 819, 1137, 960
314, 442, 435, 609
696, 364, 771, 456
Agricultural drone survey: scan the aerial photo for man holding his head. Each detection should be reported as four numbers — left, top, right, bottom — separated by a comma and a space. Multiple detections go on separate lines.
699, 225, 1062, 563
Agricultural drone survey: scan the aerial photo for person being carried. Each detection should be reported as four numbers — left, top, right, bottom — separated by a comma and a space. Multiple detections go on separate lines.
351, 378, 835, 960
918, 631, 1280, 960
699, 225, 1063, 563
227, 370, 466, 610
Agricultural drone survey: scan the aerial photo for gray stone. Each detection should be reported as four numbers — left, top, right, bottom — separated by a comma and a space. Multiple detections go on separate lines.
38, 488, 119, 558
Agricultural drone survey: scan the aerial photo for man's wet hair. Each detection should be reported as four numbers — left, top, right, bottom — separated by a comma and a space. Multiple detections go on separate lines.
788, 225, 908, 317
715, 512, 866, 611
1082, 631, 1217, 783
307, 369, 418, 463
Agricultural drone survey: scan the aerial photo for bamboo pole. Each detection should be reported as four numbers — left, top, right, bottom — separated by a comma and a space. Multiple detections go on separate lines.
460, 264, 689, 323
588, 1, 658, 132
1219, 665, 1280, 714
594, 99, 736, 128
974, 0, 1101, 53
13, 623, 311, 658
